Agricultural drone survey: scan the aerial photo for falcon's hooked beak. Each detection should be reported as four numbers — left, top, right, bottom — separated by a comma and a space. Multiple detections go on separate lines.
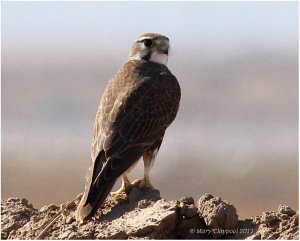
156, 39, 169, 55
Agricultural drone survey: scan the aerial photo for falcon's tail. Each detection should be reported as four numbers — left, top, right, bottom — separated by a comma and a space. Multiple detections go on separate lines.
75, 181, 115, 222
75, 146, 144, 222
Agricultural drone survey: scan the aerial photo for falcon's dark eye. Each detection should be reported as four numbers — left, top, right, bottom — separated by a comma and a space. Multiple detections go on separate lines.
143, 39, 153, 47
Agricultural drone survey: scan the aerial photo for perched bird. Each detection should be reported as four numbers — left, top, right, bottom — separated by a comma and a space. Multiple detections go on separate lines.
75, 33, 181, 222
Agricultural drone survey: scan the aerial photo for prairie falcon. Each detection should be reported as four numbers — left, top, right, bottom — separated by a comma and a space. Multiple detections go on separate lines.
75, 33, 181, 222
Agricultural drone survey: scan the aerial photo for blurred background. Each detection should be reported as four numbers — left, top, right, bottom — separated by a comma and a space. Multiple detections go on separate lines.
2, 1, 298, 218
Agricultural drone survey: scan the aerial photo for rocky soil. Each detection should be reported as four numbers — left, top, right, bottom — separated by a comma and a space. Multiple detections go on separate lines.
1, 188, 298, 239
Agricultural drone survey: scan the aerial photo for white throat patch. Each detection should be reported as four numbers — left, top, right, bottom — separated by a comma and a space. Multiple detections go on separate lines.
150, 51, 168, 65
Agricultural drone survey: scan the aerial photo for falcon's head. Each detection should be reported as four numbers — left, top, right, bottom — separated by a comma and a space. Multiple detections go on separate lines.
129, 33, 170, 65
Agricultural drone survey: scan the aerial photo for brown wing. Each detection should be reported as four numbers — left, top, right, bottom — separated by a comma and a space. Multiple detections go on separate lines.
76, 60, 180, 221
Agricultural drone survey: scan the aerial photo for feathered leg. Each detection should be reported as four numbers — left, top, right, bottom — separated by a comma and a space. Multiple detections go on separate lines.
132, 150, 155, 190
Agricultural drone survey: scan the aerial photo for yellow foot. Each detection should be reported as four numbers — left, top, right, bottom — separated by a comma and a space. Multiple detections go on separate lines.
111, 187, 126, 197
131, 179, 155, 191
111, 183, 132, 197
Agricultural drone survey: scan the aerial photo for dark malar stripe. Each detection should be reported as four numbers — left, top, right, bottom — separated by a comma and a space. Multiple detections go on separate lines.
142, 52, 151, 61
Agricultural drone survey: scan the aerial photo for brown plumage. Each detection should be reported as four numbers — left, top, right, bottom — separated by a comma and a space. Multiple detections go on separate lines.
75, 33, 181, 222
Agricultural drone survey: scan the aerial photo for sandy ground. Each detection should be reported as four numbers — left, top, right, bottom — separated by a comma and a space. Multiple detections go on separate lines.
1, 188, 298, 239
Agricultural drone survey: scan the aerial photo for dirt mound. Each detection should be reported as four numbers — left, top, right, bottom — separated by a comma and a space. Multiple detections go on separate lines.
1, 189, 298, 239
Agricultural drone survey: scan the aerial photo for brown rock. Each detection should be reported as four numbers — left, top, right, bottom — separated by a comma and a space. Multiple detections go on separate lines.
58, 230, 72, 239
178, 202, 198, 218
138, 200, 152, 209
176, 216, 209, 239
1, 197, 38, 239
96, 227, 127, 239
278, 205, 296, 217
179, 196, 195, 205
261, 211, 280, 225
124, 199, 178, 238
185, 205, 198, 218
39, 204, 59, 213
241, 205, 298, 240
198, 193, 238, 238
